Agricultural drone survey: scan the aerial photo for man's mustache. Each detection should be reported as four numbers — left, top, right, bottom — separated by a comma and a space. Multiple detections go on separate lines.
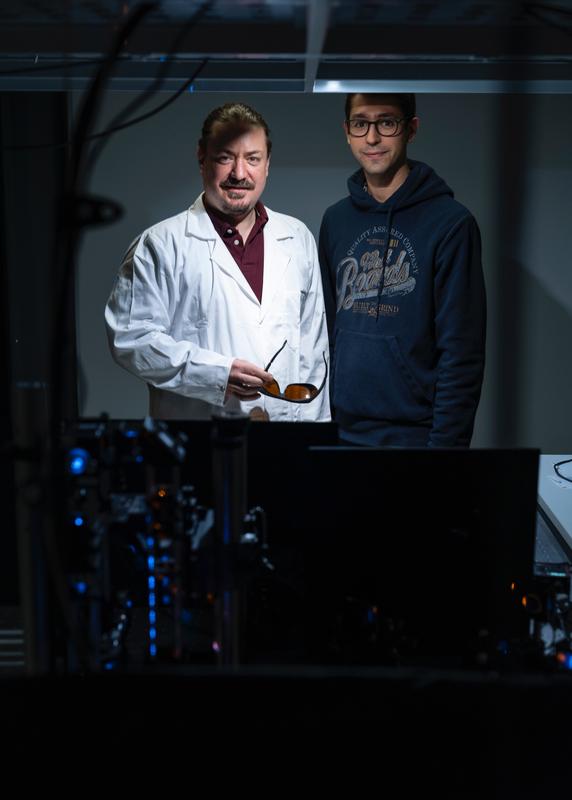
219, 180, 255, 190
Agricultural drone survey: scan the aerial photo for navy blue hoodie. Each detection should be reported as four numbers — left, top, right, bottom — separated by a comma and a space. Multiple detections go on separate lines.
319, 160, 486, 447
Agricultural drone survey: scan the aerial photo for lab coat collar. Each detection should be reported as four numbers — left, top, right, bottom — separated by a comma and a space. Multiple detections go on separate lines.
185, 193, 294, 239
185, 194, 295, 318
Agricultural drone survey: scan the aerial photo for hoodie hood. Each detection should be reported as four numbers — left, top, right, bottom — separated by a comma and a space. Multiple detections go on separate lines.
348, 159, 453, 213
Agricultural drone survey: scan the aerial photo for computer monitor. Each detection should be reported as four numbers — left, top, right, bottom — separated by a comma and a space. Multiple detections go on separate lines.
292, 447, 539, 668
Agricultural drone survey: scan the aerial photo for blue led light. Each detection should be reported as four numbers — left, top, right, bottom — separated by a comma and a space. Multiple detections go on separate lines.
146, 537, 154, 549
104, 662, 114, 671
161, 577, 170, 588
147, 556, 155, 570
189, 84, 194, 93
149, 610, 156, 624
150, 644, 157, 657
68, 448, 90, 476
126, 599, 133, 608
149, 627, 157, 640
73, 516, 84, 527
162, 595, 171, 605
497, 640, 510, 656
75, 581, 87, 595
135, 455, 144, 463
148, 576, 156, 590
124, 429, 138, 438
149, 592, 156, 607
564, 653, 572, 670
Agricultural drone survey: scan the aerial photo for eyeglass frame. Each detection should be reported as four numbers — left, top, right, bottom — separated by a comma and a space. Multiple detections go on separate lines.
259, 340, 328, 404
345, 116, 413, 138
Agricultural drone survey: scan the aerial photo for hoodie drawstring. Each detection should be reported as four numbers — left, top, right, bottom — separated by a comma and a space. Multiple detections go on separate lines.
375, 206, 394, 321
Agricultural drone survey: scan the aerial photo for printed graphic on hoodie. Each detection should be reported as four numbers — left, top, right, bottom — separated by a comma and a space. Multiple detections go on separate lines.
336, 224, 418, 316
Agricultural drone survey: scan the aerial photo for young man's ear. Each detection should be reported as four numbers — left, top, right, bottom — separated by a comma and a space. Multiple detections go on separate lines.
197, 146, 205, 168
343, 119, 350, 145
407, 117, 420, 144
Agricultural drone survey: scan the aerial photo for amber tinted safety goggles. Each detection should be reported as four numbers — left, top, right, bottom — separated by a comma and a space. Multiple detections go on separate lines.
259, 340, 328, 404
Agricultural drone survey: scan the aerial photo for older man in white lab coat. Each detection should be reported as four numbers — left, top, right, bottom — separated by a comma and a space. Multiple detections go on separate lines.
105, 102, 330, 421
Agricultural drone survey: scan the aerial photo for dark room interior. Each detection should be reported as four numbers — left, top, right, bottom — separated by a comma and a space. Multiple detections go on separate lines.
1, 1, 572, 792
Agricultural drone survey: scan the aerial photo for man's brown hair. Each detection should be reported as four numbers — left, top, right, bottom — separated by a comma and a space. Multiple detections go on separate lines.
198, 102, 272, 155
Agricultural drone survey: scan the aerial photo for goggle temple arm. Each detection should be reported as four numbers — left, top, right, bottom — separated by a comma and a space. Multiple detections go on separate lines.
315, 351, 328, 396
264, 339, 288, 372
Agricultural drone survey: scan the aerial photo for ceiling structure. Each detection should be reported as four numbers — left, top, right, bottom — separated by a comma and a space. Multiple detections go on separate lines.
0, 0, 571, 92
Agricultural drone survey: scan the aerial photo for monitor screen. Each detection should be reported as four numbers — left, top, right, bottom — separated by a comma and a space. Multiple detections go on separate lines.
290, 447, 539, 668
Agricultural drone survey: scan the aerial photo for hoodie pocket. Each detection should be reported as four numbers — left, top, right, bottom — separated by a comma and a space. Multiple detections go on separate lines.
333, 328, 433, 421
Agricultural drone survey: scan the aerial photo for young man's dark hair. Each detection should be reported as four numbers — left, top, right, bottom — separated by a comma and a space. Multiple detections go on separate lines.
198, 102, 272, 155
344, 92, 416, 122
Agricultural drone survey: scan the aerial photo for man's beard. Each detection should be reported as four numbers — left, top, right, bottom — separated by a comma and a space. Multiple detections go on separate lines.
220, 185, 255, 217
221, 197, 253, 216
225, 189, 251, 201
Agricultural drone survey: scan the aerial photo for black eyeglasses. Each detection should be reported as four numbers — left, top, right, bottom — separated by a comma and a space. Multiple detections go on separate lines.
346, 116, 411, 138
259, 340, 328, 404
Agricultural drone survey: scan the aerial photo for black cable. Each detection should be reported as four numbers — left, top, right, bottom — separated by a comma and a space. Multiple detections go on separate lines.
97, 60, 207, 136
86, 0, 211, 173
9, 1, 207, 671
523, 2, 572, 35
45, 2, 158, 672
4, 0, 211, 155
68, 3, 157, 191
525, 2, 572, 18
45, 1, 205, 670
4, 60, 208, 153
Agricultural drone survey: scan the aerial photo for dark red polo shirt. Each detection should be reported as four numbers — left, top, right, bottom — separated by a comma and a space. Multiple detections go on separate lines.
204, 199, 268, 303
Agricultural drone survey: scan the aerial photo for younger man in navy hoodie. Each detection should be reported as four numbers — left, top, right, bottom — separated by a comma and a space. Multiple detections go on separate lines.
319, 93, 486, 447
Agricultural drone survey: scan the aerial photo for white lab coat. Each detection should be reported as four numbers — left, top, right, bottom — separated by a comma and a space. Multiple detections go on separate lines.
105, 194, 331, 421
